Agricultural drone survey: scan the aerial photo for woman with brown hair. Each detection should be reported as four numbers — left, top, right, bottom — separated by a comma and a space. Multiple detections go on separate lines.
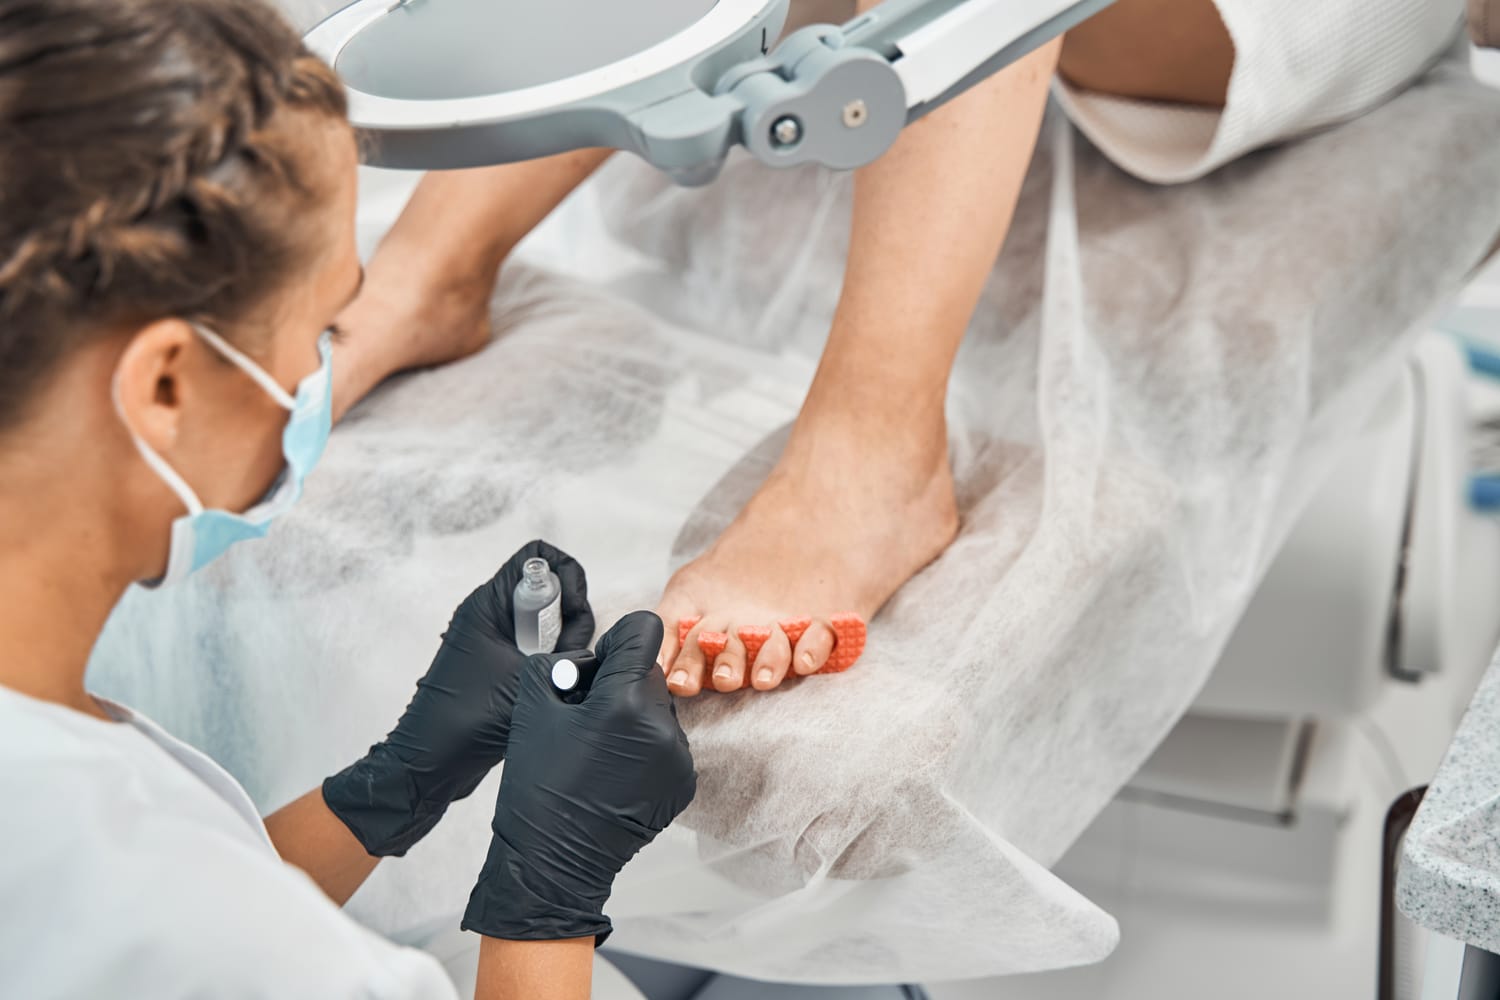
0, 1, 694, 996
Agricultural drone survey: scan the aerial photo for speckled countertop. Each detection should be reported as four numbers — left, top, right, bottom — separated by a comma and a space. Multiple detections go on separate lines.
1397, 653, 1500, 953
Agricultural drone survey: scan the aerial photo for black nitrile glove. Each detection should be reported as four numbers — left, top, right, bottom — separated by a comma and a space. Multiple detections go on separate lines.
461, 611, 697, 945
322, 540, 594, 857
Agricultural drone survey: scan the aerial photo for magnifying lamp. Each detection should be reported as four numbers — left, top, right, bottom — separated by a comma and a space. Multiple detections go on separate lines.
305, 0, 1112, 184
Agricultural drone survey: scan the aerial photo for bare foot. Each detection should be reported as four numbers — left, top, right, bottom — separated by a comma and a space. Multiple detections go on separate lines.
330, 253, 496, 420
657, 400, 958, 696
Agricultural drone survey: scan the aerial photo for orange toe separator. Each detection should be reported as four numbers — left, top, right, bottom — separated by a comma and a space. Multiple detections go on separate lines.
820, 613, 867, 673
696, 631, 729, 661
681, 615, 867, 674
777, 614, 867, 674
778, 617, 812, 648
737, 625, 772, 670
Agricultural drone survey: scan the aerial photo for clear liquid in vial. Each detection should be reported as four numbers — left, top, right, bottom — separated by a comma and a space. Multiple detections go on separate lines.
514, 557, 562, 654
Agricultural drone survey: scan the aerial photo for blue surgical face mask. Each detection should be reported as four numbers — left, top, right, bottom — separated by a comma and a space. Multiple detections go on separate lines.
115, 323, 334, 588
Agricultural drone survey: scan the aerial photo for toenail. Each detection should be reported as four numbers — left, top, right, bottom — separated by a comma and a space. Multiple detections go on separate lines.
714, 665, 732, 680
757, 668, 774, 685
800, 652, 816, 671
669, 670, 688, 687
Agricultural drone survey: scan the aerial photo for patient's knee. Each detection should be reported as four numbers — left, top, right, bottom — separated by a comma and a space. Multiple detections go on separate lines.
787, 0, 1234, 109
783, 0, 858, 34
1060, 0, 1234, 108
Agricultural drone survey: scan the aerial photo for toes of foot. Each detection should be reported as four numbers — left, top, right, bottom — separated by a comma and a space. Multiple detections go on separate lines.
752, 629, 793, 690
661, 611, 859, 693
779, 616, 812, 649
738, 625, 779, 690
711, 633, 746, 692
667, 624, 712, 697
655, 610, 694, 684
676, 615, 703, 647
792, 621, 836, 676
696, 630, 729, 662
666, 665, 700, 696
712, 659, 743, 691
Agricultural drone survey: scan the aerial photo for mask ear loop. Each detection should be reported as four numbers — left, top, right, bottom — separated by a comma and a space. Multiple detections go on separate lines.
190, 323, 297, 411
110, 367, 205, 519
113, 322, 305, 518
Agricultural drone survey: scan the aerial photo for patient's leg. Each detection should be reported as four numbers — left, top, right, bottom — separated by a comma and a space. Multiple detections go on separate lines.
337, 0, 1236, 695
657, 0, 1238, 695
1058, 0, 1234, 107
331, 1, 853, 397
656, 34, 1061, 695
332, 4, 864, 392
331, 150, 611, 418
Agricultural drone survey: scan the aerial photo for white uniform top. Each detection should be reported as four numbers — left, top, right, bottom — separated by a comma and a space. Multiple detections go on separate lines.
0, 684, 460, 1000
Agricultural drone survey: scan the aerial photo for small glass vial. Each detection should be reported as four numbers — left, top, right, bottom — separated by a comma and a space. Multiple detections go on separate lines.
514, 557, 562, 655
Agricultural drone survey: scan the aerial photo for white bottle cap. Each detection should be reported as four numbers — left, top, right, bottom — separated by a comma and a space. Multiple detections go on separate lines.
551, 658, 580, 693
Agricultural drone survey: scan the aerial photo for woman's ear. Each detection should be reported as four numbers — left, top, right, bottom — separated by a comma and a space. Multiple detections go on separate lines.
112, 319, 195, 454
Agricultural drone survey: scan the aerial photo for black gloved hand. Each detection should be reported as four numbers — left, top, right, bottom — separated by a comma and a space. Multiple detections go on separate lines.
322, 540, 594, 857
461, 611, 697, 945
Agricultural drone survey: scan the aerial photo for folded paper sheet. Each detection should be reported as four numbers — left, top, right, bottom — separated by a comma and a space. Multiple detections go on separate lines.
92, 57, 1500, 983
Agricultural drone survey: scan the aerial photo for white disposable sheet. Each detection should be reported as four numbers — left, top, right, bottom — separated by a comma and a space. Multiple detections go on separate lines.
91, 57, 1500, 983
